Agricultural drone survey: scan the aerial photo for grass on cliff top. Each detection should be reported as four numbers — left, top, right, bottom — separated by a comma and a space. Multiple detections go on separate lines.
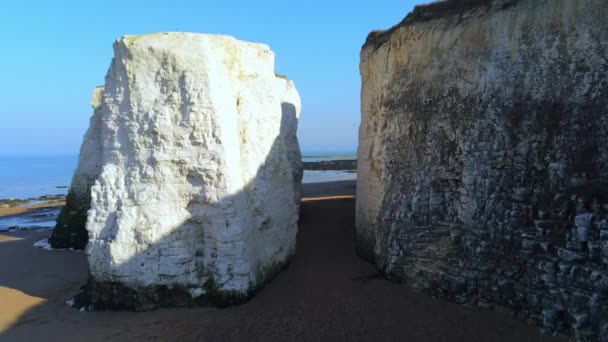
364, 0, 520, 50
123, 35, 142, 46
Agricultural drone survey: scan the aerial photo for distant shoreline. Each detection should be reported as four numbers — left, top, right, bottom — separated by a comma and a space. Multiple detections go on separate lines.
0, 195, 66, 209
302, 154, 356, 159
303, 159, 356, 171
0, 155, 358, 203
0, 200, 65, 219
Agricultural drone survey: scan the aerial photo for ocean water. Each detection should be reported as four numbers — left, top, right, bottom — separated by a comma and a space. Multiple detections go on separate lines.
301, 152, 356, 184
0, 206, 61, 231
301, 170, 356, 184
0, 153, 356, 200
0, 155, 77, 200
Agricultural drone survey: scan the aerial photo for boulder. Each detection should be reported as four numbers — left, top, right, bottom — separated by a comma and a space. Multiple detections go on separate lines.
56, 33, 302, 309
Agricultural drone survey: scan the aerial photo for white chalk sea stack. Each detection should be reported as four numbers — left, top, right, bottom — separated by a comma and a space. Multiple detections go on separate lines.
64, 33, 302, 309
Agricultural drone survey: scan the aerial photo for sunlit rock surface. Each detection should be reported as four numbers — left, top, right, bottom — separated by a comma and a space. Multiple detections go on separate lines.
56, 33, 302, 309
357, 0, 608, 339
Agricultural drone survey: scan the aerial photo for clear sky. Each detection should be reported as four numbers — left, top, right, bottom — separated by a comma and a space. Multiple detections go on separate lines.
0, 0, 419, 156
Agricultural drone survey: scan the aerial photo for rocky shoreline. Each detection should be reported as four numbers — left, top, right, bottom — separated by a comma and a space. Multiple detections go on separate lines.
0, 194, 66, 209
303, 159, 356, 171
0, 196, 66, 231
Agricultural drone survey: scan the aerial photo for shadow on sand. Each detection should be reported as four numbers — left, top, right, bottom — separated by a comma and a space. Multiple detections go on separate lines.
0, 186, 558, 341
0, 103, 555, 341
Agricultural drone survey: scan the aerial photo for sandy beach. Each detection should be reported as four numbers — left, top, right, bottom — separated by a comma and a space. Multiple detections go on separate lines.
0, 181, 558, 341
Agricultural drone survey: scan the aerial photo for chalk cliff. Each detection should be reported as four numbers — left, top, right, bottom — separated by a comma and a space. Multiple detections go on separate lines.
50, 87, 104, 249
54, 33, 302, 309
357, 0, 608, 339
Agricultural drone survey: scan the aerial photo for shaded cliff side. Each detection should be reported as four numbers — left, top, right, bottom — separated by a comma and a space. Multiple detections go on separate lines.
49, 87, 104, 250
357, 0, 608, 340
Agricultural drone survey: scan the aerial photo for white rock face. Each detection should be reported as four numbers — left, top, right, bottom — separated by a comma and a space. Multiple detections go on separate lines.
75, 33, 301, 302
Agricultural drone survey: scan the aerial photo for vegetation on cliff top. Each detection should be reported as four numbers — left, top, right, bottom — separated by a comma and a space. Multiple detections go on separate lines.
364, 0, 521, 50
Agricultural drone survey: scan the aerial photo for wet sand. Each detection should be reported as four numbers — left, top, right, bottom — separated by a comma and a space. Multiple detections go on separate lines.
0, 200, 65, 218
0, 181, 558, 341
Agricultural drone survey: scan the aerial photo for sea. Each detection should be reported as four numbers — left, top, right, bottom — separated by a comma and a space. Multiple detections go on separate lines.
300, 153, 357, 184
0, 152, 356, 201
0, 155, 77, 200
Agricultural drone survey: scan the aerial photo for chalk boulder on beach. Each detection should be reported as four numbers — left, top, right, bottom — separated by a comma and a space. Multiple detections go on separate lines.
54, 32, 302, 309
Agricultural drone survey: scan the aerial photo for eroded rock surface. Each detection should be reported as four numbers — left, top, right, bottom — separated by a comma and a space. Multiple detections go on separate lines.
55, 33, 302, 309
357, 0, 608, 340
50, 88, 103, 249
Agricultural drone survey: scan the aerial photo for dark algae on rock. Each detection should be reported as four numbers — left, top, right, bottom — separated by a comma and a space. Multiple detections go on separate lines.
49, 87, 103, 250
49, 189, 89, 250
74, 258, 292, 311
357, 0, 608, 340
73, 278, 247, 311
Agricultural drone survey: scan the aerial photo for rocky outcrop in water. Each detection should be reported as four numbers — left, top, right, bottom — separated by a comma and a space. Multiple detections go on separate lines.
357, 0, 608, 340
54, 33, 302, 309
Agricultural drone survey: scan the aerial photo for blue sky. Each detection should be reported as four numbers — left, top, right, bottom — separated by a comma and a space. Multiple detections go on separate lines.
0, 0, 419, 155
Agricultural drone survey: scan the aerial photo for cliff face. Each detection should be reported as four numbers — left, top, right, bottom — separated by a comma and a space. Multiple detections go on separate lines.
56, 33, 302, 309
357, 0, 608, 339
49, 87, 104, 250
